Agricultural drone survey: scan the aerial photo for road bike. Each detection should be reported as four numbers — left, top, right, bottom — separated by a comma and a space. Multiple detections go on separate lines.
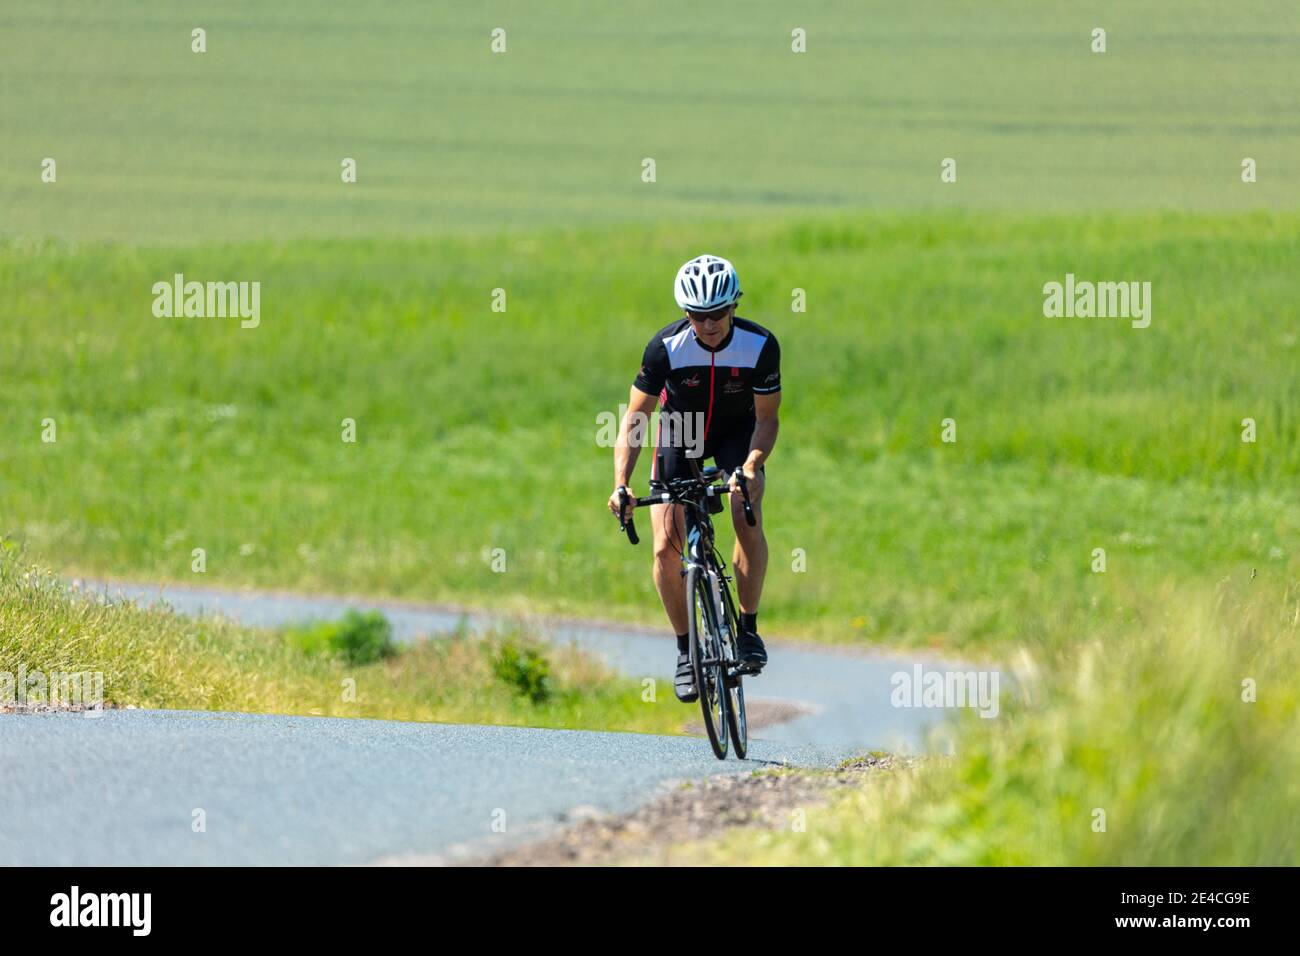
616, 462, 754, 760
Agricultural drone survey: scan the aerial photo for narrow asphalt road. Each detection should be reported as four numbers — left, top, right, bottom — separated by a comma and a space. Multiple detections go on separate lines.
0, 710, 846, 866
0, 581, 964, 865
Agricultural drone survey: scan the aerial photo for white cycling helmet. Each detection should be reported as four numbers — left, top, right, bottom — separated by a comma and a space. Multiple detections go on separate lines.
674, 254, 741, 312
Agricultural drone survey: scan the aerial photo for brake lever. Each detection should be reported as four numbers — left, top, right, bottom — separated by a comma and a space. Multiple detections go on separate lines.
617, 486, 640, 545
732, 469, 757, 527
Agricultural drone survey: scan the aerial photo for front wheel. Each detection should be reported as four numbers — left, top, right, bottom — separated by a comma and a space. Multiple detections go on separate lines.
688, 567, 728, 759
719, 589, 748, 759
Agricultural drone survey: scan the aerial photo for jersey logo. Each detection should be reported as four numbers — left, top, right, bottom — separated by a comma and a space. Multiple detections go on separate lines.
730, 367, 739, 377
682, 373, 702, 387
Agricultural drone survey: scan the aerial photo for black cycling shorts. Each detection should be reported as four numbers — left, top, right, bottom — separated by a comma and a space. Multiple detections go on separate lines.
649, 413, 759, 485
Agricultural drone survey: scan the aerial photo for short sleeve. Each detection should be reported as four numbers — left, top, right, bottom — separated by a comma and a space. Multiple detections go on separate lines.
752, 333, 781, 394
633, 335, 668, 396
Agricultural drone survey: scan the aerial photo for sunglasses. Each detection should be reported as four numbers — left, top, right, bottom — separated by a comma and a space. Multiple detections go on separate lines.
686, 308, 731, 325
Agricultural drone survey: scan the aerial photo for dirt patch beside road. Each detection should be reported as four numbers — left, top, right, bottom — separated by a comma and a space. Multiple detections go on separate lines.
476, 753, 912, 866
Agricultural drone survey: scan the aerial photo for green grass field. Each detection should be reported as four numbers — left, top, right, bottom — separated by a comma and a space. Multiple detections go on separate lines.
3, 3, 1296, 654
3, 212, 1297, 652
2, 1, 1298, 242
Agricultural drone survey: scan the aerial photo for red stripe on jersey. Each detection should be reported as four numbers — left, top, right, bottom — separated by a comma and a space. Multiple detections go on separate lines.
703, 352, 716, 443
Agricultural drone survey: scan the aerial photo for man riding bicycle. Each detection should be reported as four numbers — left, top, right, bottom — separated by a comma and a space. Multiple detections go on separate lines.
607, 254, 781, 703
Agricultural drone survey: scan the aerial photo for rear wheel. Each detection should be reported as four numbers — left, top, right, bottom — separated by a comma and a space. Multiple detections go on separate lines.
688, 568, 728, 759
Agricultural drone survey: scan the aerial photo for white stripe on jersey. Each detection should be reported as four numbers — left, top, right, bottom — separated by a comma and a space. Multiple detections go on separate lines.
662, 325, 768, 370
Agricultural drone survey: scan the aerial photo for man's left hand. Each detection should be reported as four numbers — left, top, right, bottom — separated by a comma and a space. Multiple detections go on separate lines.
728, 464, 759, 495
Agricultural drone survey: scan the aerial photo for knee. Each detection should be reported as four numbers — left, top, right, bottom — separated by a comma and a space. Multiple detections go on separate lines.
653, 538, 680, 569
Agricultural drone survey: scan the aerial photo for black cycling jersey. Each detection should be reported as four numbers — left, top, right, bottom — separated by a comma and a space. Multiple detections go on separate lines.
633, 316, 781, 439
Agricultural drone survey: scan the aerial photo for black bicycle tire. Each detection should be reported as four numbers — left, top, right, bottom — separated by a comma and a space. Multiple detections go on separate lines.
718, 583, 748, 758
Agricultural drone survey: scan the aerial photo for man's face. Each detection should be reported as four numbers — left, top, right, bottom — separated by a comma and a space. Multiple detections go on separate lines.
686, 304, 734, 347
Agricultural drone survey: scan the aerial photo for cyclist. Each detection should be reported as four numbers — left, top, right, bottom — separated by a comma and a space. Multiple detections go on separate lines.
607, 254, 781, 703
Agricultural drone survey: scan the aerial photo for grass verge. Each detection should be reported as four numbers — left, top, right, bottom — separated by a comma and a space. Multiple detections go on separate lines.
686, 579, 1299, 864
0, 543, 683, 734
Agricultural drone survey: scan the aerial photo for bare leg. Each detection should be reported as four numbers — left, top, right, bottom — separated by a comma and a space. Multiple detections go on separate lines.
731, 470, 767, 614
651, 502, 689, 635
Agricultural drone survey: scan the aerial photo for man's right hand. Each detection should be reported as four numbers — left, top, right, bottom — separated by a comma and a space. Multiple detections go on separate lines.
608, 485, 634, 518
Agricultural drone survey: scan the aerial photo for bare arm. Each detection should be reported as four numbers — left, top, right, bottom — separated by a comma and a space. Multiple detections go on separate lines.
743, 391, 781, 476
614, 385, 659, 489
